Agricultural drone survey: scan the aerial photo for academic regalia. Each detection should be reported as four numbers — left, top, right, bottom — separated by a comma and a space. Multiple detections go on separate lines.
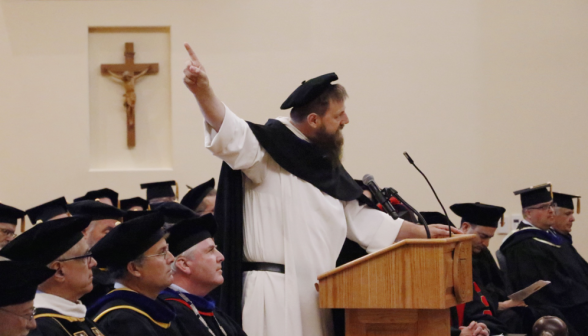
88, 289, 181, 336
151, 202, 197, 226
210, 73, 404, 336
450, 282, 509, 336
0, 260, 55, 308
80, 268, 114, 308
119, 197, 149, 211
141, 181, 178, 204
26, 197, 69, 225
30, 293, 106, 336
181, 178, 215, 212
74, 188, 119, 208
160, 287, 246, 336
500, 227, 588, 335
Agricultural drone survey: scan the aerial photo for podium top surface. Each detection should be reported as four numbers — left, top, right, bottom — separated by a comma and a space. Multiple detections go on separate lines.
318, 234, 476, 280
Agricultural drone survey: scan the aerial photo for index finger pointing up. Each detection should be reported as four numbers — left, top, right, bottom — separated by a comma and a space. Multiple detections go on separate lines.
184, 43, 199, 62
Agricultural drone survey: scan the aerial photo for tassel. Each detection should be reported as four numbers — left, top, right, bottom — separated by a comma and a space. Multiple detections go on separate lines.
549, 184, 553, 198
20, 216, 26, 233
501, 214, 505, 227
175, 182, 179, 200
577, 197, 581, 214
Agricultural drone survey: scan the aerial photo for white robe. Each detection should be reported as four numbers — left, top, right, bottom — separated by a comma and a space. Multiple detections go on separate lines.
205, 106, 404, 336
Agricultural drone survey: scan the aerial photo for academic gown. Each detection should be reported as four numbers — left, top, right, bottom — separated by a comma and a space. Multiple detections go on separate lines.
500, 227, 588, 335
30, 293, 106, 336
88, 288, 181, 336
159, 287, 246, 336
450, 282, 509, 336
205, 106, 404, 336
80, 268, 115, 308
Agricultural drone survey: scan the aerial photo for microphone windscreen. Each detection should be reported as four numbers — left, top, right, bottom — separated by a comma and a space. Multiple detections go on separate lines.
362, 174, 375, 185
403, 152, 414, 164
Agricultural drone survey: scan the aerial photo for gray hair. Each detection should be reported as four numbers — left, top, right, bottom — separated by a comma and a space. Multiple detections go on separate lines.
170, 244, 199, 274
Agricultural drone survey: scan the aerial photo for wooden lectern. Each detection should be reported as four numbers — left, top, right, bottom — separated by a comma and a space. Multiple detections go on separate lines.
318, 234, 475, 336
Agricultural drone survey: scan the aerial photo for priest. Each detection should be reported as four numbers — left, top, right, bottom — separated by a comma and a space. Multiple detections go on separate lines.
182, 43, 459, 336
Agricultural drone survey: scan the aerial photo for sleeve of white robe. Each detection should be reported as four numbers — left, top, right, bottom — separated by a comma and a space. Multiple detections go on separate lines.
203, 105, 267, 184
344, 200, 404, 253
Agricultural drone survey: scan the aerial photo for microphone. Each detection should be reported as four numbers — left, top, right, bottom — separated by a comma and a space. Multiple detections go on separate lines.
362, 174, 399, 220
382, 187, 431, 239
403, 152, 452, 237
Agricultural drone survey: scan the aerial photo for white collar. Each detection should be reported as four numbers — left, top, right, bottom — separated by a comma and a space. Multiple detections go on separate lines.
275, 116, 310, 142
522, 219, 548, 232
169, 284, 189, 294
34, 292, 86, 318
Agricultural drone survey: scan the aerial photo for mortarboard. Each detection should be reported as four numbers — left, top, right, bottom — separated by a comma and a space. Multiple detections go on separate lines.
0, 203, 25, 226
152, 202, 197, 224
420, 211, 455, 227
120, 197, 149, 211
91, 212, 166, 268
280, 73, 339, 110
181, 178, 215, 211
553, 192, 581, 214
166, 214, 217, 256
0, 260, 55, 307
26, 197, 69, 225
123, 210, 151, 222
140, 181, 178, 202
450, 202, 506, 228
514, 183, 552, 208
0, 217, 91, 265
68, 200, 125, 221
74, 188, 119, 208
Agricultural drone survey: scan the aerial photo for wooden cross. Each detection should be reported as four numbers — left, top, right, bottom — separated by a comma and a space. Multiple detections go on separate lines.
101, 42, 159, 148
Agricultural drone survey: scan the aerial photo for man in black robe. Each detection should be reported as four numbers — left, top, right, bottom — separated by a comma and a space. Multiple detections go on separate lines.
0, 203, 25, 249
160, 214, 246, 336
88, 212, 182, 336
0, 216, 108, 336
181, 178, 216, 216
500, 184, 588, 335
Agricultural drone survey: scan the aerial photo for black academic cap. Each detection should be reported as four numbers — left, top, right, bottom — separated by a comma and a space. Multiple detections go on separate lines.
68, 200, 125, 221
120, 197, 149, 211
181, 178, 215, 211
450, 202, 506, 228
0, 204, 25, 225
166, 214, 217, 256
74, 188, 119, 207
553, 192, 581, 213
140, 181, 178, 202
280, 73, 339, 110
420, 211, 455, 227
0, 217, 91, 265
514, 183, 552, 208
91, 212, 166, 268
0, 260, 55, 307
123, 210, 151, 222
26, 197, 69, 225
152, 202, 197, 224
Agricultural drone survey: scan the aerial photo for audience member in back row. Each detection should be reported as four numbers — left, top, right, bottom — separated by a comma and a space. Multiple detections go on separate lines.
180, 178, 217, 216
0, 203, 25, 249
501, 184, 588, 335
88, 212, 182, 336
160, 214, 246, 336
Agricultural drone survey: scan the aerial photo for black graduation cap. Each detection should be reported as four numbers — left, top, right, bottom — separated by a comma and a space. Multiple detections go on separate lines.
120, 197, 149, 211
74, 188, 119, 208
91, 212, 166, 268
151, 202, 197, 224
123, 210, 151, 222
420, 211, 455, 227
0, 260, 55, 307
450, 202, 506, 228
68, 200, 125, 221
166, 214, 217, 256
0, 203, 25, 226
280, 73, 339, 110
181, 178, 215, 211
514, 183, 552, 208
26, 197, 69, 225
553, 192, 581, 214
0, 217, 91, 265
140, 181, 178, 202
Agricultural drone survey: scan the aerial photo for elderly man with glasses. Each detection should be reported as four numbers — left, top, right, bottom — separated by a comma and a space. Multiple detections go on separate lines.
500, 184, 588, 335
88, 213, 182, 336
0, 204, 25, 249
0, 217, 108, 336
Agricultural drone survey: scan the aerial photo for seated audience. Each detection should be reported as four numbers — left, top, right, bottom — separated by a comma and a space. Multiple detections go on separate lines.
120, 197, 149, 211
160, 214, 246, 336
180, 178, 216, 216
74, 188, 119, 207
0, 204, 25, 249
141, 181, 178, 205
26, 197, 70, 225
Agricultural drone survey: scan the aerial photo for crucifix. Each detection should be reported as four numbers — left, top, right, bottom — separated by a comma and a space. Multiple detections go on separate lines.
101, 42, 159, 148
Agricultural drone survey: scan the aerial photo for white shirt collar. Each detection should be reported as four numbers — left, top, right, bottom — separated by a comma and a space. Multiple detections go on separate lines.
169, 284, 189, 294
275, 116, 310, 142
522, 219, 547, 232
34, 292, 86, 318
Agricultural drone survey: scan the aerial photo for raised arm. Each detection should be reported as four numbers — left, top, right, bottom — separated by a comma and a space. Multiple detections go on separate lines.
107, 70, 123, 82
183, 43, 225, 132
134, 67, 150, 80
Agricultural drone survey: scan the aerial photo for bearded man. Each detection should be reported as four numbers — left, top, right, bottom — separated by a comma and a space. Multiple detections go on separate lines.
182, 43, 458, 336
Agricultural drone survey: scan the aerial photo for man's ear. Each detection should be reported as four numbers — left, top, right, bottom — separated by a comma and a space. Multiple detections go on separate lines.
175, 257, 191, 275
127, 261, 142, 278
52, 262, 67, 283
461, 222, 471, 232
306, 113, 320, 129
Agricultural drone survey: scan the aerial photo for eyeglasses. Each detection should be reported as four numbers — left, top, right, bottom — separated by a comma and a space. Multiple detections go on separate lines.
57, 252, 93, 265
144, 248, 171, 259
0, 307, 36, 321
526, 202, 557, 211
0, 228, 15, 238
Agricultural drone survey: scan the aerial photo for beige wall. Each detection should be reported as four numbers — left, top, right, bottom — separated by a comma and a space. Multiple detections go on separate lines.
0, 0, 586, 258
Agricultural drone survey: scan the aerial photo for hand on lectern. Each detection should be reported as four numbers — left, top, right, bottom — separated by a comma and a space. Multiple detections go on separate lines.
428, 224, 462, 238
